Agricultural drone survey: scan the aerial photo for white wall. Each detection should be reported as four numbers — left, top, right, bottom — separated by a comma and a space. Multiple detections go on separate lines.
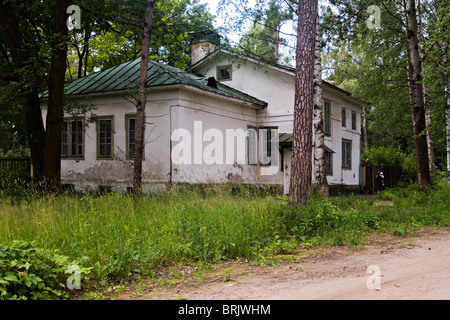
40, 86, 281, 191
38, 52, 363, 191
193, 51, 363, 186
324, 90, 362, 186
41, 90, 175, 192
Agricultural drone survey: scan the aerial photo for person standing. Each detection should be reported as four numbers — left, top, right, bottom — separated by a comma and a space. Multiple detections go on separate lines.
376, 172, 385, 194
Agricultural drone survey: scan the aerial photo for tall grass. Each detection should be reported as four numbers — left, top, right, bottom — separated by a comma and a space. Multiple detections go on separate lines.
0, 186, 286, 279
1, 182, 449, 281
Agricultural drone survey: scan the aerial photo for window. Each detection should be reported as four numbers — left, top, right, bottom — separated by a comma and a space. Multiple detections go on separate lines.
351, 111, 357, 130
97, 117, 113, 159
341, 107, 347, 128
217, 65, 232, 81
324, 100, 331, 136
261, 128, 272, 162
61, 119, 84, 159
126, 115, 136, 159
342, 139, 352, 169
325, 151, 333, 175
247, 126, 278, 165
61, 121, 68, 157
247, 127, 258, 165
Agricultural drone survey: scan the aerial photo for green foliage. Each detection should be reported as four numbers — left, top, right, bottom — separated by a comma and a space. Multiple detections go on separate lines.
361, 146, 417, 179
238, 0, 294, 64
0, 169, 30, 190
0, 159, 31, 195
321, 0, 449, 172
361, 146, 405, 167
279, 196, 364, 246
0, 241, 91, 300
0, 183, 449, 288
67, 0, 217, 77
0, 187, 286, 281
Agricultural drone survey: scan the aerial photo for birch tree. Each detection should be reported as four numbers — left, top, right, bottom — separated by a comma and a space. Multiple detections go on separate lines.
416, 0, 434, 175
313, 11, 329, 197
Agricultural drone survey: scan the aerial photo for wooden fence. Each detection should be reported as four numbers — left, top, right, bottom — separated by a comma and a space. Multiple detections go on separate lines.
0, 157, 31, 179
362, 163, 402, 193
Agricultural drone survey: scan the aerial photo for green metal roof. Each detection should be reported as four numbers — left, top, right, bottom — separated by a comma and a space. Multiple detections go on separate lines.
278, 132, 335, 153
279, 133, 293, 147
40, 58, 267, 108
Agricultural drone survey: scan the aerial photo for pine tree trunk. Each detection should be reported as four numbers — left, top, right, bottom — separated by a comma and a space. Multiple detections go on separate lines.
43, 0, 69, 193
290, 0, 317, 206
405, 0, 431, 190
133, 0, 155, 198
312, 11, 329, 197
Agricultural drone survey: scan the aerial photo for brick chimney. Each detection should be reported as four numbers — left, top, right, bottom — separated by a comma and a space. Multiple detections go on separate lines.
190, 31, 220, 66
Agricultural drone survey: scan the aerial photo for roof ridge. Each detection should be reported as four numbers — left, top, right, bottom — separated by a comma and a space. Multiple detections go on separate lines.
40, 58, 267, 108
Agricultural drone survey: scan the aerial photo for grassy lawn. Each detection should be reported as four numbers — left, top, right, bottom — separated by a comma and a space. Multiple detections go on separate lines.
0, 181, 449, 299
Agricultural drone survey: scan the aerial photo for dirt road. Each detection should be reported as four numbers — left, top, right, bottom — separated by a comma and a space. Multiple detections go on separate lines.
138, 227, 450, 300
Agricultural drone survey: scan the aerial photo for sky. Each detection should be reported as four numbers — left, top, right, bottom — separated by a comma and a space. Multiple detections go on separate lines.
199, 0, 240, 42
198, 0, 297, 62
199, 0, 221, 22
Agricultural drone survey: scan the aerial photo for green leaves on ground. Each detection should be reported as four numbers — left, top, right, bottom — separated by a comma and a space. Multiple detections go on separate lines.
0, 240, 91, 300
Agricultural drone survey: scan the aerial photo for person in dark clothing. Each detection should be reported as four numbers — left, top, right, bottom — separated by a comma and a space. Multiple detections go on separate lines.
376, 172, 384, 194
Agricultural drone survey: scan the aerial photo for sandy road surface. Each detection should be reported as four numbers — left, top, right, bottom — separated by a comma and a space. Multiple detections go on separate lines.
140, 228, 450, 300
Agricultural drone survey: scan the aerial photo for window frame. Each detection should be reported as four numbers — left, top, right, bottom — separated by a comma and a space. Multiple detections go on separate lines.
247, 126, 258, 165
341, 107, 347, 128
216, 65, 232, 81
61, 118, 85, 160
325, 150, 333, 176
259, 126, 278, 166
324, 100, 331, 136
351, 110, 357, 131
342, 139, 352, 170
125, 114, 136, 160
97, 116, 114, 160
61, 120, 68, 158
247, 126, 278, 166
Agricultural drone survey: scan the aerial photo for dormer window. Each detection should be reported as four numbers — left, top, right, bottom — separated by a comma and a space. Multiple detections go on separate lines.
217, 65, 232, 81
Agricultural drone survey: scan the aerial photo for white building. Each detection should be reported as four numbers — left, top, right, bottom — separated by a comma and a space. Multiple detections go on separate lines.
40, 36, 363, 195
188, 36, 364, 194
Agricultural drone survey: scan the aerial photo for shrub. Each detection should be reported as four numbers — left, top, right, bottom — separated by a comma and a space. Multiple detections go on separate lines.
0, 240, 91, 300
278, 196, 365, 246
361, 146, 416, 180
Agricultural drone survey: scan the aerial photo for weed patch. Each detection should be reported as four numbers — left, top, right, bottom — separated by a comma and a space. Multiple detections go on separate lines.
0, 181, 448, 299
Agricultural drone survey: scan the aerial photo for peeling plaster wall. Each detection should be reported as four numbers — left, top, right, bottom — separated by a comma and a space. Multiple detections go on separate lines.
40, 87, 282, 192
41, 90, 175, 192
